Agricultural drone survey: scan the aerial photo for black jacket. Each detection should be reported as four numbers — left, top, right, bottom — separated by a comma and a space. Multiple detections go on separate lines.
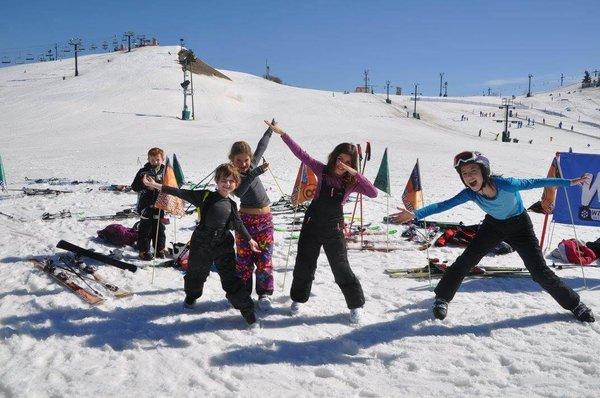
131, 163, 165, 216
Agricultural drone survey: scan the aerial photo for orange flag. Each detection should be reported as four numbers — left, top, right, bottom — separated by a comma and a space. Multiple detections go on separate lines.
402, 160, 424, 212
155, 157, 184, 216
291, 163, 318, 206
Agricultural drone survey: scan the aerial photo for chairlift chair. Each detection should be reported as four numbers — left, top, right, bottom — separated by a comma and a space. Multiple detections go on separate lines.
1, 56, 10, 64
26, 53, 34, 61
91, 44, 97, 50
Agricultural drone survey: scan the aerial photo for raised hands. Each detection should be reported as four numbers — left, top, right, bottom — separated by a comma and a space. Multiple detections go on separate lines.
264, 119, 285, 135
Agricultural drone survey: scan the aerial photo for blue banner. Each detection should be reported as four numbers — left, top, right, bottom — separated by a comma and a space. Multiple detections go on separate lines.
554, 152, 600, 227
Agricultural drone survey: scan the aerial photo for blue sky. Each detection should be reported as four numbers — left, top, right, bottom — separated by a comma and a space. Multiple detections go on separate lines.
1, 0, 598, 96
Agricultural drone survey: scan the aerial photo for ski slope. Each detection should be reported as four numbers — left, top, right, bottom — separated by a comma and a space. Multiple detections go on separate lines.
1, 46, 599, 397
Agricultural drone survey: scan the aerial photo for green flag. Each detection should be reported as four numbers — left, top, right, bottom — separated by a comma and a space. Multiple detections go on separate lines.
173, 154, 185, 188
374, 148, 390, 195
0, 154, 6, 191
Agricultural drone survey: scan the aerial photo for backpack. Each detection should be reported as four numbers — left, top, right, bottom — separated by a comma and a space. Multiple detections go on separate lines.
554, 239, 598, 265
97, 223, 138, 247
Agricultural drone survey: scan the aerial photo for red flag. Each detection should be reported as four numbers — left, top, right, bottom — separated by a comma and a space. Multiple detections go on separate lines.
155, 157, 184, 216
402, 160, 423, 212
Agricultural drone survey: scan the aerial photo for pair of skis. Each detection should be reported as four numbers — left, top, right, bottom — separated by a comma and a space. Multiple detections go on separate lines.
385, 260, 529, 279
31, 256, 132, 306
76, 208, 138, 221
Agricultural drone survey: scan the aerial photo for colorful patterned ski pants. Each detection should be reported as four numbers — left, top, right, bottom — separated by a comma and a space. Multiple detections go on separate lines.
235, 212, 274, 296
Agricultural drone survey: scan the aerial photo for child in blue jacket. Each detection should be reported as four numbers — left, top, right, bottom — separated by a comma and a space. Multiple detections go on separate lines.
391, 151, 595, 323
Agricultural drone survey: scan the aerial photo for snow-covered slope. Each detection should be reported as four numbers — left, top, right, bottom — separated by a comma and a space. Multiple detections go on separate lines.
1, 46, 599, 397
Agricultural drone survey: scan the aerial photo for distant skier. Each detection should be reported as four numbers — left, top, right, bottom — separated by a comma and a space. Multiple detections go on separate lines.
265, 120, 378, 324
389, 151, 595, 323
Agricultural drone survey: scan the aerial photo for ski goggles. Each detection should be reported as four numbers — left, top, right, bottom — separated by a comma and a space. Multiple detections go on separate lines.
453, 151, 481, 168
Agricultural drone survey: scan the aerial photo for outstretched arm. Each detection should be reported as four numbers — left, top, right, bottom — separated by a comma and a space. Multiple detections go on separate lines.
142, 175, 209, 206
252, 119, 274, 166
389, 190, 471, 223
503, 175, 590, 191
264, 120, 325, 175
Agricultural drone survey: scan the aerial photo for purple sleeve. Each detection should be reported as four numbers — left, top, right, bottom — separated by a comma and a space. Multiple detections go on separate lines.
350, 173, 378, 198
281, 133, 324, 175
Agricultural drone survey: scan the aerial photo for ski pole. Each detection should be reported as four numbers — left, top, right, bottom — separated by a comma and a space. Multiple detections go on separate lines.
263, 156, 286, 198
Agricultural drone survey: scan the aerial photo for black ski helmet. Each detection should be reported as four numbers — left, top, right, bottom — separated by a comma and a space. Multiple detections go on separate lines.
453, 151, 491, 188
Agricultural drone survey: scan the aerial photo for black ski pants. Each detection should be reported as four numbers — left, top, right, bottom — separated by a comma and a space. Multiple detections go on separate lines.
137, 209, 166, 253
434, 211, 580, 310
184, 228, 254, 315
291, 220, 365, 309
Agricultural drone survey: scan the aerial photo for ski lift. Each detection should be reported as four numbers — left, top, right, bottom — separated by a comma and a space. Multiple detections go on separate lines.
90, 44, 97, 50
63, 47, 71, 53
26, 53, 34, 61
15, 57, 23, 64
1, 56, 10, 64
38, 55, 45, 62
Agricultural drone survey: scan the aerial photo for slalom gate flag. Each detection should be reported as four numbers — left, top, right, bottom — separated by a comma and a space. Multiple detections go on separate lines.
155, 157, 184, 216
554, 152, 600, 227
402, 160, 423, 212
0, 154, 6, 191
291, 162, 317, 206
530, 154, 560, 214
374, 148, 390, 195
173, 153, 185, 188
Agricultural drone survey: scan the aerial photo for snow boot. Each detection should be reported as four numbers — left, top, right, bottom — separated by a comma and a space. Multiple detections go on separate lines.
290, 301, 301, 316
572, 302, 595, 323
241, 309, 257, 326
258, 295, 272, 311
183, 295, 196, 309
349, 307, 363, 325
433, 297, 448, 320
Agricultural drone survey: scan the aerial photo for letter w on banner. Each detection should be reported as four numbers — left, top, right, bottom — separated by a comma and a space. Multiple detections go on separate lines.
402, 160, 423, 212
155, 156, 185, 216
291, 163, 317, 206
554, 152, 600, 227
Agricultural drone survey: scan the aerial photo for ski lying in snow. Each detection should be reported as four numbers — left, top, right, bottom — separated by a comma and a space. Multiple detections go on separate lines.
42, 209, 72, 220
56, 240, 138, 273
25, 177, 104, 185
98, 184, 132, 193
22, 187, 74, 195
31, 259, 105, 305
385, 262, 529, 278
347, 241, 403, 252
58, 254, 133, 297
77, 208, 138, 221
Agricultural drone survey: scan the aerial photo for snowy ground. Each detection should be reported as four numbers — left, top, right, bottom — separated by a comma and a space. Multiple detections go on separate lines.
1, 46, 599, 397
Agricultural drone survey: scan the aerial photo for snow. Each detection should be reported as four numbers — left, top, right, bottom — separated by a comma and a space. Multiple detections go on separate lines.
1, 46, 599, 397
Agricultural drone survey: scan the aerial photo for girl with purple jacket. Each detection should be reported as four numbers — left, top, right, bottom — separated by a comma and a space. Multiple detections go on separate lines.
265, 120, 378, 324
